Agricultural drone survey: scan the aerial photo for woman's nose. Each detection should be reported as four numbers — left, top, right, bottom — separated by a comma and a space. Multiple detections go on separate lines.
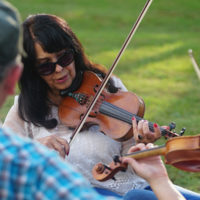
55, 64, 63, 72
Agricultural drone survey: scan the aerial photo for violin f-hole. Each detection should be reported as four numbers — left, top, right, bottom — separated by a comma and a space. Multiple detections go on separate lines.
94, 84, 106, 101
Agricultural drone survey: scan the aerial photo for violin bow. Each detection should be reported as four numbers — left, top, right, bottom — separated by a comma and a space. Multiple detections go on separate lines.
69, 0, 154, 146
188, 49, 200, 80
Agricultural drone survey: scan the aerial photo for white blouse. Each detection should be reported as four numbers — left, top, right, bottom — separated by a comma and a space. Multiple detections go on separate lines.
3, 76, 148, 196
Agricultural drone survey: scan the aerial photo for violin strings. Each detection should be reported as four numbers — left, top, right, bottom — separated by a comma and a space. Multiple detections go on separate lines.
99, 101, 172, 137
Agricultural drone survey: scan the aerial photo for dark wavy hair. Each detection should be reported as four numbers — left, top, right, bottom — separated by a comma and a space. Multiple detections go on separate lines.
18, 14, 118, 129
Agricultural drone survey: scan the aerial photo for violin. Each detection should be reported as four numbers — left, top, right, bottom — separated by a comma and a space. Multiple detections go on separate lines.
58, 71, 179, 141
92, 134, 200, 181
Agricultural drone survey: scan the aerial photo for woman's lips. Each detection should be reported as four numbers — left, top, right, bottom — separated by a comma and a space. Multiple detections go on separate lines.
55, 74, 68, 83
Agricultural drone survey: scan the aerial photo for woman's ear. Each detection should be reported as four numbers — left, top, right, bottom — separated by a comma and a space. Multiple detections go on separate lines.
3, 64, 23, 95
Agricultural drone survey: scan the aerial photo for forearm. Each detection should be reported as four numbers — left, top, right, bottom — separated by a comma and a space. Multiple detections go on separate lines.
149, 177, 185, 200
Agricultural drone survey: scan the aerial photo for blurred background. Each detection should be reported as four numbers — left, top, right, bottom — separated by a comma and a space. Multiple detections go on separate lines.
1, 0, 200, 192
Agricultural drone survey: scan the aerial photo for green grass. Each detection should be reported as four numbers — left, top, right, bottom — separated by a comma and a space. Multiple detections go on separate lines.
2, 0, 200, 193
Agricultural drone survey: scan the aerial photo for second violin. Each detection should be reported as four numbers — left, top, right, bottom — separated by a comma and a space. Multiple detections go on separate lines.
92, 134, 200, 182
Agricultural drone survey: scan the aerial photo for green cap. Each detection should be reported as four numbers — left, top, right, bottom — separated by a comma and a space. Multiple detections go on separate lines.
0, 0, 22, 66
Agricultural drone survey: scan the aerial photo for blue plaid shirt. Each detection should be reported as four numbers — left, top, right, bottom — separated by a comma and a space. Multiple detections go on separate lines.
0, 128, 118, 200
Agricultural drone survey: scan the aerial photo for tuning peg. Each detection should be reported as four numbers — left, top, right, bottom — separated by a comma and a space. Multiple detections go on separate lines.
168, 122, 176, 131
179, 128, 186, 136
113, 155, 121, 164
104, 164, 112, 171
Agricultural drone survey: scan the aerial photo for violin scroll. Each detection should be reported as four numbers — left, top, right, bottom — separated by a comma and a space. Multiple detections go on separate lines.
92, 157, 127, 182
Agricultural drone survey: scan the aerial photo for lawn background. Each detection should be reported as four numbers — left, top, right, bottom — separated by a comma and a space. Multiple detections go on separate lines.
1, 0, 200, 192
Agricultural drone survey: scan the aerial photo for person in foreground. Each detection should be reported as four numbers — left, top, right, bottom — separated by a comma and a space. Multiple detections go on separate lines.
2, 11, 200, 199
0, 1, 190, 199
0, 1, 114, 199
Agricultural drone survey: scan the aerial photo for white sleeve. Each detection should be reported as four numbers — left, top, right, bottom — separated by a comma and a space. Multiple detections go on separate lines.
111, 75, 128, 92
3, 96, 28, 137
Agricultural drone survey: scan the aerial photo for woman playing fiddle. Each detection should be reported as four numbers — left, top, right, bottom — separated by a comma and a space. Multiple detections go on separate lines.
3, 14, 200, 199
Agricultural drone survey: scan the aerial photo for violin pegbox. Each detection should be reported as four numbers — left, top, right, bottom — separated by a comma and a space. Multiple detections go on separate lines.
92, 155, 127, 182
163, 122, 186, 139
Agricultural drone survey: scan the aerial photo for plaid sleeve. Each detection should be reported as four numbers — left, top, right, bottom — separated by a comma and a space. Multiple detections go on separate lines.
0, 128, 119, 200
34, 153, 118, 200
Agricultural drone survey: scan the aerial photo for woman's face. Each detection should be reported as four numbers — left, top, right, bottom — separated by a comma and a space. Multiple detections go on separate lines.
34, 42, 76, 94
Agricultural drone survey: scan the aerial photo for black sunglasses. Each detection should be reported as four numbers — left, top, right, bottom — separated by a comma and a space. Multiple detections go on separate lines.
37, 49, 74, 76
